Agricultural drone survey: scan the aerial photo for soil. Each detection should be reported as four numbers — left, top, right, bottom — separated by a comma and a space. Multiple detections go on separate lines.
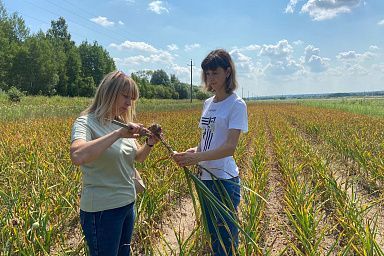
154, 197, 197, 255
261, 115, 293, 255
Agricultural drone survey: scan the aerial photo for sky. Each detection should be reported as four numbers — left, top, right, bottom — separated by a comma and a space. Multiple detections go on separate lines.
4, 0, 384, 97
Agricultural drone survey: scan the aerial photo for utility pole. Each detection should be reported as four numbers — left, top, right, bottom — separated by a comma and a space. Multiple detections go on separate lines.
242, 87, 244, 99
188, 59, 194, 103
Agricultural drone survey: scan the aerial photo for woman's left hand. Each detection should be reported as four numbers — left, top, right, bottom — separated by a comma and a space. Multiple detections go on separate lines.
172, 152, 200, 167
146, 133, 160, 146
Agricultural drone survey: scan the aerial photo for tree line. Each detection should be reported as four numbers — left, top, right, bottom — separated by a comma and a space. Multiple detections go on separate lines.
131, 70, 210, 100
0, 1, 210, 100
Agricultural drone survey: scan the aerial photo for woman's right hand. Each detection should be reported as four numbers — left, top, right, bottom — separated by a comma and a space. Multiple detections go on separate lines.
172, 151, 201, 167
118, 123, 150, 138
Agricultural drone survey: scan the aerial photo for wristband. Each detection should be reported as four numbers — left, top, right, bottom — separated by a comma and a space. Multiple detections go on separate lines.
145, 138, 154, 147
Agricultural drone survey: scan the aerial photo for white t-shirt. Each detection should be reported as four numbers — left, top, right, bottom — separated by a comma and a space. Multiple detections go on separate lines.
198, 93, 248, 180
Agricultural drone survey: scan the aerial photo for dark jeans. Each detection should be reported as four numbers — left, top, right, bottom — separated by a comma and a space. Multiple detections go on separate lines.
202, 176, 241, 256
80, 202, 135, 256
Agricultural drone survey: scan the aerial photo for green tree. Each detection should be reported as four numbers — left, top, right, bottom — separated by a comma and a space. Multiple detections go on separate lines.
66, 47, 82, 96
7, 86, 24, 102
0, 1, 29, 90
78, 76, 96, 97
150, 69, 170, 86
131, 71, 152, 98
13, 31, 58, 95
79, 41, 115, 86
46, 17, 76, 96
170, 75, 190, 99
46, 17, 71, 43
195, 87, 211, 100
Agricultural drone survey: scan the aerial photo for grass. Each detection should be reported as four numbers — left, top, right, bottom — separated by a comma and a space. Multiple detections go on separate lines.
0, 94, 204, 121
298, 98, 384, 118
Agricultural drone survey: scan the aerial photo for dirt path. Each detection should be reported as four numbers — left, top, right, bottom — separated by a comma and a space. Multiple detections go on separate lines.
51, 220, 84, 255
262, 114, 292, 255
154, 197, 197, 255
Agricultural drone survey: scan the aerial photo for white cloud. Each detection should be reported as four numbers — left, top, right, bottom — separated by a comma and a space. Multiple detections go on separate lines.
257, 40, 304, 76
231, 44, 260, 52
307, 55, 329, 72
293, 40, 304, 46
263, 60, 303, 76
378, 19, 384, 26
90, 16, 115, 27
109, 40, 159, 52
167, 44, 179, 51
118, 21, 124, 25
184, 43, 200, 51
301, 0, 361, 21
337, 51, 357, 60
304, 45, 320, 62
244, 44, 261, 51
336, 50, 374, 61
344, 64, 369, 75
149, 51, 175, 63
115, 52, 175, 66
372, 63, 384, 72
234, 52, 252, 63
369, 45, 379, 50
303, 45, 329, 72
285, 0, 299, 13
259, 40, 293, 60
170, 64, 190, 76
148, 1, 169, 14
123, 55, 151, 65
110, 41, 176, 73
230, 50, 256, 74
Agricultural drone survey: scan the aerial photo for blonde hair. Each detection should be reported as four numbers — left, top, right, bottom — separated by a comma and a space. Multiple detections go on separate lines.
201, 49, 238, 93
82, 71, 139, 123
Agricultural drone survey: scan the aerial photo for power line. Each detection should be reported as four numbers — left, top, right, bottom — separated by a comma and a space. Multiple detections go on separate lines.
61, 0, 108, 23
17, 11, 86, 40
23, 0, 127, 44
43, 0, 131, 42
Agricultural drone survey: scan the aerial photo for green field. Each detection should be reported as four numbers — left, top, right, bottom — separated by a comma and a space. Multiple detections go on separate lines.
299, 97, 384, 118
0, 95, 204, 121
1, 95, 383, 121
1, 96, 383, 255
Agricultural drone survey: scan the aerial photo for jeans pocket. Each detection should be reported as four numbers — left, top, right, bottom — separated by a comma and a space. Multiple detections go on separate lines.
228, 181, 241, 209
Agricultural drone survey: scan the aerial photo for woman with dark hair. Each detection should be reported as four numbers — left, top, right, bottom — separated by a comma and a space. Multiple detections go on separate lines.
173, 49, 248, 255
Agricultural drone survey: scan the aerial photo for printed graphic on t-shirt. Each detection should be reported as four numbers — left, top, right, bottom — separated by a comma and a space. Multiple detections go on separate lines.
201, 116, 216, 151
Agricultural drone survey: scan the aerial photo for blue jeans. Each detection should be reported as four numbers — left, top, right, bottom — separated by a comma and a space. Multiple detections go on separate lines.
202, 176, 241, 256
80, 202, 135, 256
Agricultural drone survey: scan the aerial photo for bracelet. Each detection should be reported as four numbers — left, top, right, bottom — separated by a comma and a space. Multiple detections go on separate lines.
145, 138, 154, 147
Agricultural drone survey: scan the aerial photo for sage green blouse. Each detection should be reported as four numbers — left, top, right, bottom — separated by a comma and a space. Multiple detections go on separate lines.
71, 114, 137, 212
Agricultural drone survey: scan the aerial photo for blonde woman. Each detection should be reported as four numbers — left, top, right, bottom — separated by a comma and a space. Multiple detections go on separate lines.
70, 71, 159, 256
173, 49, 248, 255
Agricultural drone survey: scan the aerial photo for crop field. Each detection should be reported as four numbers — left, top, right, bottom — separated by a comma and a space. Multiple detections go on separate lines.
1, 97, 383, 255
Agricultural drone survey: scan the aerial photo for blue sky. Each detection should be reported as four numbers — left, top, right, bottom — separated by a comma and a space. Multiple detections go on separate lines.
4, 0, 384, 96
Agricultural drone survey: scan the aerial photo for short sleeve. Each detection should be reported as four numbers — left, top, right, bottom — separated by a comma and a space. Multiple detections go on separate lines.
71, 116, 92, 142
198, 97, 212, 129
228, 99, 248, 133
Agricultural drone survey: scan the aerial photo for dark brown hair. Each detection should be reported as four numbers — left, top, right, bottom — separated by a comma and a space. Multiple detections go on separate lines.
201, 49, 238, 93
